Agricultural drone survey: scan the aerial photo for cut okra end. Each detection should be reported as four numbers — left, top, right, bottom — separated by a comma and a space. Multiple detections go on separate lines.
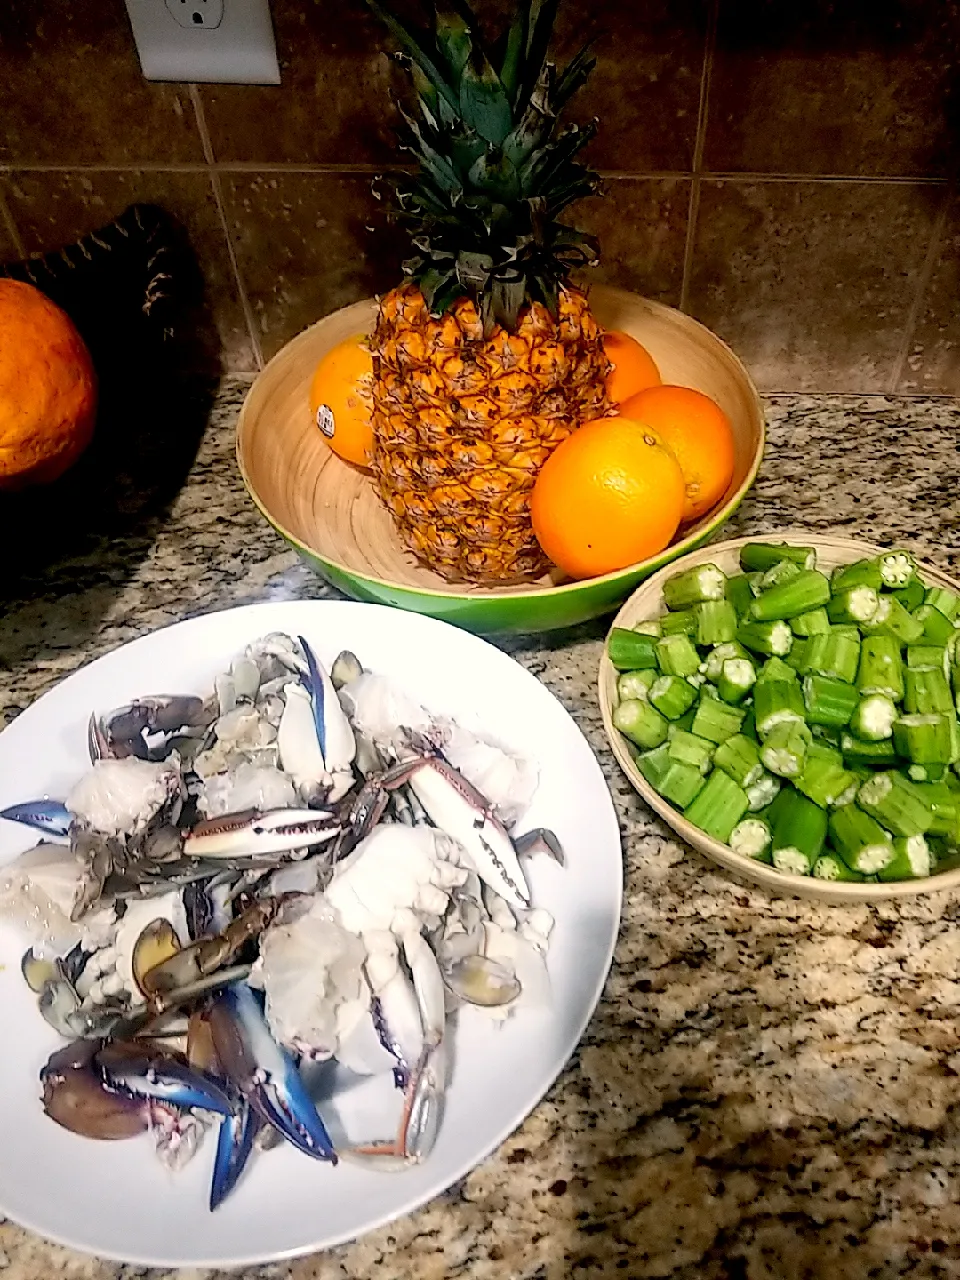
663, 563, 727, 609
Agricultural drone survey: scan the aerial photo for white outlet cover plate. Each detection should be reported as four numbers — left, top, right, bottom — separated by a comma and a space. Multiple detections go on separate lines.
124, 0, 280, 84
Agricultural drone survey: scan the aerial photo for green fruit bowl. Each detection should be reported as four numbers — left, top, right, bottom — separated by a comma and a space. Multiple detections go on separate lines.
236, 284, 765, 636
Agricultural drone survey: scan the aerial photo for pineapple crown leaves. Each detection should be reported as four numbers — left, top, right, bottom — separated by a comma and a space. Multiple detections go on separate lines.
367, 0, 603, 332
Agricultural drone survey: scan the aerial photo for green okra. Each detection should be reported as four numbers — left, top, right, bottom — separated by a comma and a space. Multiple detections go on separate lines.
683, 770, 750, 843
893, 713, 956, 764
746, 772, 781, 811
660, 608, 699, 638
759, 720, 812, 778
904, 666, 954, 715
717, 659, 757, 705
803, 674, 859, 728
713, 734, 763, 789
739, 542, 817, 573
862, 595, 924, 644
737, 619, 794, 658
849, 693, 897, 742
892, 577, 925, 611
633, 619, 662, 637
667, 731, 715, 774
649, 675, 698, 720
756, 559, 802, 591
857, 771, 934, 837
754, 679, 806, 736
617, 669, 658, 702
747, 570, 832, 622
857, 635, 904, 701
756, 656, 799, 684
827, 585, 880, 626
725, 573, 758, 616
790, 608, 831, 637
769, 789, 828, 875
905, 644, 947, 670
662, 563, 727, 609
828, 805, 895, 874
794, 743, 859, 809
636, 743, 671, 789
913, 783, 959, 836
608, 628, 659, 671
831, 558, 884, 593
840, 733, 898, 767
812, 853, 866, 883
924, 586, 960, 622
613, 699, 669, 750
805, 628, 861, 684
878, 549, 917, 589
695, 600, 738, 646
877, 834, 933, 881
913, 604, 955, 646
691, 696, 746, 744
657, 760, 708, 808
729, 817, 772, 860
704, 641, 752, 682
656, 633, 700, 677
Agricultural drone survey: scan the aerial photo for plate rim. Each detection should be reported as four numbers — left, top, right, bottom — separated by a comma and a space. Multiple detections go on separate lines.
0, 598, 623, 1266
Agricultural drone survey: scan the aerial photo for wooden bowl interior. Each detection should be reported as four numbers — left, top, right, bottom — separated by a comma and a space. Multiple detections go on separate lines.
237, 285, 765, 597
599, 532, 960, 902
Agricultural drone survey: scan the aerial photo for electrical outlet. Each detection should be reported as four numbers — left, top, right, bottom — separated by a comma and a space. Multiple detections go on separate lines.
124, 0, 280, 84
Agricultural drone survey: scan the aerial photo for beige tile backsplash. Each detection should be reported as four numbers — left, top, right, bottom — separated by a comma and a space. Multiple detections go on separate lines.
1, 0, 958, 391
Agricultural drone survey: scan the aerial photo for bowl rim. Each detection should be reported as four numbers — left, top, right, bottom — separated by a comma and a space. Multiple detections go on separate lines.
235, 288, 766, 603
598, 530, 960, 903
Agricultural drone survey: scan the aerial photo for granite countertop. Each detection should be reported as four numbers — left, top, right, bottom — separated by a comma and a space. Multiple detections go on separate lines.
3, 386, 960, 1280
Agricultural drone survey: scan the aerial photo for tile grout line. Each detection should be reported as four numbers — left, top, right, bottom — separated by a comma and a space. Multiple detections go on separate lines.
679, 0, 718, 312
0, 187, 25, 259
888, 187, 950, 394
190, 85, 264, 372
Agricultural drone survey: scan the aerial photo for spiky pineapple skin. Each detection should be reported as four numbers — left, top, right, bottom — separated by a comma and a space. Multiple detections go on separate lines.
370, 284, 611, 585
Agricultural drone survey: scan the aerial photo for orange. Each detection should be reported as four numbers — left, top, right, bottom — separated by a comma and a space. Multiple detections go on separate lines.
308, 333, 375, 468
0, 279, 97, 487
620, 384, 735, 523
602, 330, 661, 406
531, 416, 685, 580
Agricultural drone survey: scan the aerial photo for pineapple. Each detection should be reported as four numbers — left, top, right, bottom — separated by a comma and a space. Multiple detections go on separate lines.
367, 0, 612, 585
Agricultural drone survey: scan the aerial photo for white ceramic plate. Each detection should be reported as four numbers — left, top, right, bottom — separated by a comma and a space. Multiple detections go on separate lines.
0, 601, 622, 1267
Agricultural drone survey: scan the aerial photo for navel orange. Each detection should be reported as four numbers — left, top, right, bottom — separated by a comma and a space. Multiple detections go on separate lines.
0, 279, 97, 487
531, 416, 685, 580
602, 330, 661, 406
308, 334, 375, 469
620, 384, 735, 523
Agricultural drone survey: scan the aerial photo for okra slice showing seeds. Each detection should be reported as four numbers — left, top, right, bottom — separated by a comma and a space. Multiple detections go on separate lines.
769, 789, 828, 875
608, 628, 659, 671
747, 570, 832, 622
803, 674, 859, 728
827, 585, 880, 626
754, 679, 806, 735
857, 635, 904, 701
662, 563, 727, 609
618, 669, 657, 702
856, 771, 934, 837
878, 549, 917, 589
683, 770, 750, 843
713, 734, 763, 788
730, 816, 772, 860
613, 699, 669, 750
760, 720, 813, 778
648, 675, 698, 720
737, 619, 794, 658
877, 834, 933, 881
864, 595, 924, 644
813, 853, 867, 883
849, 693, 897, 742
740, 542, 817, 573
746, 772, 781, 811
716, 658, 757, 705
705, 642, 752, 683
828, 805, 895, 874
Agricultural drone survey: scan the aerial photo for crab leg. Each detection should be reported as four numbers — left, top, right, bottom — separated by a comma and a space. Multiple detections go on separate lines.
0, 798, 72, 839
207, 984, 337, 1163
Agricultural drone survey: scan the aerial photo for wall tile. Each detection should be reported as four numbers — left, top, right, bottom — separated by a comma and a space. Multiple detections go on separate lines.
576, 179, 690, 307
899, 193, 960, 394
200, 0, 708, 172
686, 180, 940, 393
4, 171, 254, 372
707, 0, 960, 178
0, 2, 204, 164
220, 172, 406, 359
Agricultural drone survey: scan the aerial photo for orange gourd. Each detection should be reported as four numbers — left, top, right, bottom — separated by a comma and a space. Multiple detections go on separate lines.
0, 279, 97, 487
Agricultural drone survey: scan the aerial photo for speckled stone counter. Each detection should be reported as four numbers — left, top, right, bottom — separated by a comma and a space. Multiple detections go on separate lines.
4, 387, 960, 1280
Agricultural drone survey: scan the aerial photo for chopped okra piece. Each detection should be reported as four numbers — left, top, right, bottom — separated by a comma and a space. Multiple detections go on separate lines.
613, 699, 668, 750
760, 720, 812, 778
865, 595, 924, 644
905, 644, 947, 670
662, 563, 727, 609
683, 769, 749, 842
831, 558, 884, 593
878, 549, 917, 589
893, 577, 925, 611
841, 732, 898, 767
747, 570, 832, 622
794, 743, 859, 809
740, 542, 816, 573
904, 666, 953, 716
791, 608, 831, 637
785, 637, 810, 673
756, 656, 798, 684
805, 628, 860, 684
849, 693, 897, 742
893, 713, 955, 764
857, 635, 904, 701
757, 559, 803, 591
695, 600, 738, 646
913, 604, 955, 647
754, 679, 806, 735
813, 853, 866, 882
649, 675, 698, 720
658, 761, 707, 808
636, 744, 671, 789
913, 783, 959, 836
827, 585, 880, 626
618, 669, 657, 702
705, 641, 752, 682
726, 573, 759, 615
828, 805, 895, 874
717, 658, 757, 704
667, 731, 715, 774
661, 608, 699, 638
923, 586, 960, 622
877, 834, 933, 881
691, 696, 745, 745
714, 734, 763, 788
656, 633, 700, 677
729, 817, 772, 860
737, 618, 793, 657
857, 771, 934, 837
769, 789, 827, 875
746, 772, 781, 811
633, 618, 662, 637
608, 628, 659, 671
803, 674, 859, 728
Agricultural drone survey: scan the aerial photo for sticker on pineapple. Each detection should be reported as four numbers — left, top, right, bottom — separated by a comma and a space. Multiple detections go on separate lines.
316, 404, 335, 438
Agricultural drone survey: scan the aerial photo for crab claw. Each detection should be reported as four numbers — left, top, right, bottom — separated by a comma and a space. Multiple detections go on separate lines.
208, 985, 337, 1164
96, 1042, 236, 1118
182, 807, 340, 859
210, 1099, 261, 1211
298, 635, 356, 802
0, 798, 71, 839
41, 1040, 148, 1140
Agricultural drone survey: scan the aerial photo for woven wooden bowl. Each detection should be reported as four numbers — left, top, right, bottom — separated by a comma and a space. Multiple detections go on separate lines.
236, 285, 765, 636
599, 532, 960, 902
